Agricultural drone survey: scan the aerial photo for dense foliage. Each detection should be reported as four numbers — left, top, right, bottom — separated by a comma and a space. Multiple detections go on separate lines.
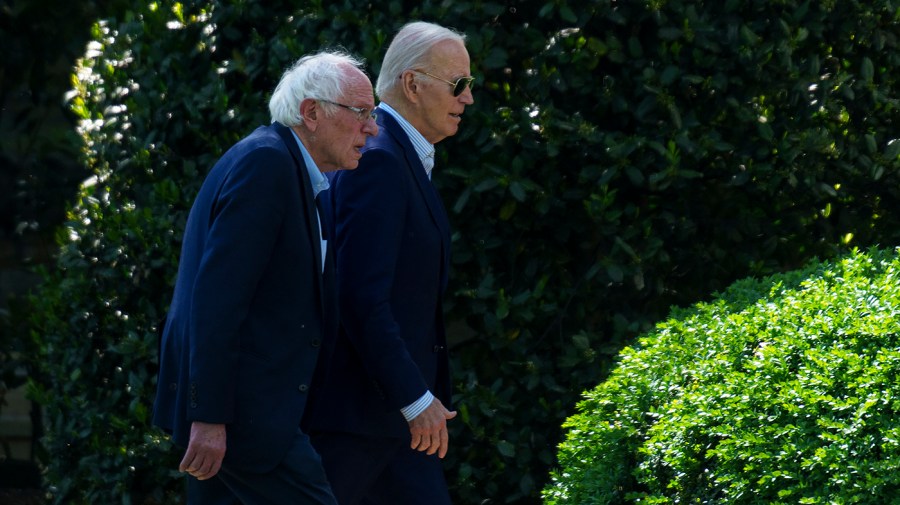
545, 247, 900, 503
0, 0, 130, 243
14, 0, 900, 503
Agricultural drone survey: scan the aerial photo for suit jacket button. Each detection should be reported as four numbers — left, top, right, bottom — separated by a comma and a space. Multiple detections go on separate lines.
311, 339, 321, 348
298, 384, 309, 392
169, 382, 177, 391
433, 345, 444, 353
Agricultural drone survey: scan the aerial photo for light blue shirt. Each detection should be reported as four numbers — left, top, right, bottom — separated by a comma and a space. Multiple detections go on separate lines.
289, 128, 329, 271
378, 103, 435, 179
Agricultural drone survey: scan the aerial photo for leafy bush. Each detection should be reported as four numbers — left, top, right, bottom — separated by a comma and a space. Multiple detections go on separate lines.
446, 1, 900, 502
545, 247, 900, 504
0, 0, 131, 241
14, 0, 900, 503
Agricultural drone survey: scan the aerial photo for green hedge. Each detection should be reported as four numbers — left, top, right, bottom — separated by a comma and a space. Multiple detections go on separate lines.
545, 247, 900, 503
0, 0, 129, 239
13, 0, 900, 503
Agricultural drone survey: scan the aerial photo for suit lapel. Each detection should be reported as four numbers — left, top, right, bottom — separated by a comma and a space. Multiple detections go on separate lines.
272, 122, 327, 308
377, 111, 452, 245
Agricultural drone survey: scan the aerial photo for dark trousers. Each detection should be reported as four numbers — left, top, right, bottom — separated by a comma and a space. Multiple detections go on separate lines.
310, 431, 451, 505
187, 429, 337, 505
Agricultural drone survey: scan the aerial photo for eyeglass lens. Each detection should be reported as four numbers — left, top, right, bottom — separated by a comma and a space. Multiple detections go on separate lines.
452, 78, 474, 97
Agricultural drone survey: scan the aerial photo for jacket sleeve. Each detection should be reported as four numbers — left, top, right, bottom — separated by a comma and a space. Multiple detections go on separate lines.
332, 148, 430, 410
187, 146, 295, 423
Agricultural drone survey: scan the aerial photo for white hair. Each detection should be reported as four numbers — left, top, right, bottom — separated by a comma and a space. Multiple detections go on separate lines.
269, 50, 367, 126
375, 21, 466, 99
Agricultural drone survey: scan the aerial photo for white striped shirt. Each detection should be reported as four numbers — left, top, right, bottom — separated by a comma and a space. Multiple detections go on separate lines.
378, 103, 435, 179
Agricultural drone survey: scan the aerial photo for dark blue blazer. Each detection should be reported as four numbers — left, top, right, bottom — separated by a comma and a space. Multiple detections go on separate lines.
306, 108, 452, 439
153, 122, 332, 473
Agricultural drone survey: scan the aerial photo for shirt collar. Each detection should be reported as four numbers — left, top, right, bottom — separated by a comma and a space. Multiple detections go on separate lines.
288, 127, 330, 198
378, 102, 435, 165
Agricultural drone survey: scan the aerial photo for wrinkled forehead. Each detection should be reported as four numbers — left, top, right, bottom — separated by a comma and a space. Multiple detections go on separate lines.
338, 67, 376, 106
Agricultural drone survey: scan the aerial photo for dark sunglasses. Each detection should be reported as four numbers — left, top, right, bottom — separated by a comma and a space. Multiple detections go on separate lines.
411, 70, 475, 97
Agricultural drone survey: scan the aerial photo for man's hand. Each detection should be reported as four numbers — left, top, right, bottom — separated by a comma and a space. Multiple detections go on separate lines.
408, 398, 457, 459
179, 421, 226, 480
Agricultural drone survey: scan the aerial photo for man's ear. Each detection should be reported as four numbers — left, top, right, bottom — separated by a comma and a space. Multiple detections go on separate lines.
400, 70, 420, 104
299, 98, 319, 131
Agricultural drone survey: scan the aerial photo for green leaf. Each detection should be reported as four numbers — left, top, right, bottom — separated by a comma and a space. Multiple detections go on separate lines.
497, 440, 516, 458
861, 57, 874, 83
474, 178, 499, 192
884, 139, 900, 159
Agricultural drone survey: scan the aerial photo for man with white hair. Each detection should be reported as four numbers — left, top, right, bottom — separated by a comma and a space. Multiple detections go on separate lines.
153, 50, 378, 504
306, 21, 475, 504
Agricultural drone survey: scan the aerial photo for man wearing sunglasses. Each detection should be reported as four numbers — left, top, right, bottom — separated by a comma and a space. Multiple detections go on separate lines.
305, 21, 474, 504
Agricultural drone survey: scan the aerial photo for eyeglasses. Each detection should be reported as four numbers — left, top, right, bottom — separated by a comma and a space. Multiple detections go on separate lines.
412, 70, 475, 97
317, 99, 377, 122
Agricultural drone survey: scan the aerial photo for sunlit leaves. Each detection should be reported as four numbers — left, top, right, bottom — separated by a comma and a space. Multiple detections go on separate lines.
546, 248, 900, 503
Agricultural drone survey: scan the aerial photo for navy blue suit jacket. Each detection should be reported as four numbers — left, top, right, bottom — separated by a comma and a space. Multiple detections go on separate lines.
306, 108, 452, 439
153, 122, 333, 473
